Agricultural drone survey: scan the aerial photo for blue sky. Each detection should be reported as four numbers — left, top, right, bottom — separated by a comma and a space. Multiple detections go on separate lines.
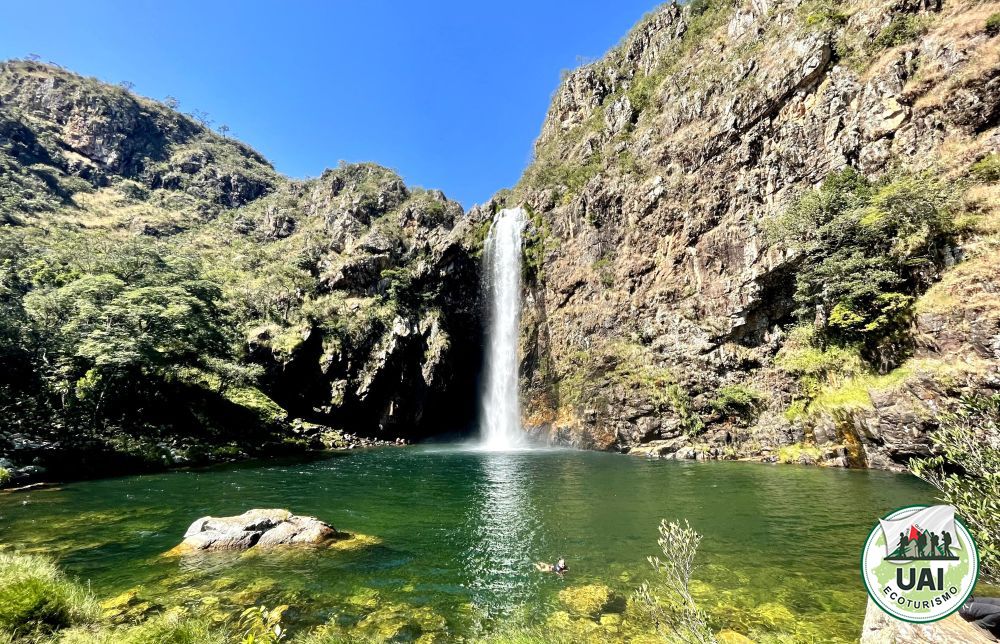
0, 1, 658, 207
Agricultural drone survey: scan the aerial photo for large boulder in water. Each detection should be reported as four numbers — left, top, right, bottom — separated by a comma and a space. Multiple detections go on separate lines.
171, 509, 341, 553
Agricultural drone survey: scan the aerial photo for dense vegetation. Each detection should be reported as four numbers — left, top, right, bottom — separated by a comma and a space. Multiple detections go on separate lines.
0, 60, 482, 484
768, 167, 963, 424
911, 395, 1000, 584
0, 227, 272, 465
769, 167, 955, 368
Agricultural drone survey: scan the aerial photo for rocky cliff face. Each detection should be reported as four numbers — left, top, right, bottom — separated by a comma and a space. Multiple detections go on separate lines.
2, 0, 998, 479
503, 0, 1000, 469
0, 61, 487, 481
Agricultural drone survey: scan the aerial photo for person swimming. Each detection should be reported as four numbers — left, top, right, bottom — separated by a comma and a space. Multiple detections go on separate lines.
535, 557, 568, 574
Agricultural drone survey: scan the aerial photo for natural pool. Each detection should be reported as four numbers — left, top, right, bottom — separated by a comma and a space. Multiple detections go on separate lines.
0, 446, 938, 641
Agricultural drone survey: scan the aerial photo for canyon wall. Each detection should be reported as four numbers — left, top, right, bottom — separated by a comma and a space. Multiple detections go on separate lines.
500, 0, 1000, 469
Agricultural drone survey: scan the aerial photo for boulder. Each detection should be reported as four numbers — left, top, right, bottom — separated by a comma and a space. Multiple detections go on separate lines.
627, 436, 688, 458
171, 509, 341, 553
860, 598, 993, 643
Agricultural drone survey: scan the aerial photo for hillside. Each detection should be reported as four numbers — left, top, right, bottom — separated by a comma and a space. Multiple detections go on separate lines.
0, 60, 487, 483
493, 0, 1000, 469
2, 0, 999, 482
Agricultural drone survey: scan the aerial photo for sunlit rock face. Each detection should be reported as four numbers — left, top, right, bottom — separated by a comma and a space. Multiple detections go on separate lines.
504, 0, 1000, 467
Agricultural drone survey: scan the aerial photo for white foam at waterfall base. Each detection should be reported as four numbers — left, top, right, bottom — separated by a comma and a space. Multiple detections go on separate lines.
479, 207, 527, 451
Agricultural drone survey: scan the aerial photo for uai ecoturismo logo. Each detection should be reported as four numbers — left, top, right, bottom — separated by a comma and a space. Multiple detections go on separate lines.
861, 505, 979, 623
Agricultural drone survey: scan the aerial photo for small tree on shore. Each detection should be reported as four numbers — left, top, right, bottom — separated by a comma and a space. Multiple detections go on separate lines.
910, 395, 1000, 583
633, 520, 717, 643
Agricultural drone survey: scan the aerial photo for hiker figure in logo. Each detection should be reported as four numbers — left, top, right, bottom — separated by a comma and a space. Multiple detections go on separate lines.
941, 530, 953, 557
886, 527, 959, 561
895, 532, 910, 558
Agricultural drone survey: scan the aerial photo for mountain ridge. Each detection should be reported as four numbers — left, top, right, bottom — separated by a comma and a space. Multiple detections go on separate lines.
0, 59, 487, 484
2, 0, 999, 484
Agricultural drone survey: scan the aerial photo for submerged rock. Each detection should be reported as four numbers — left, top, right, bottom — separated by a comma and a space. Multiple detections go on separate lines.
717, 631, 755, 644
170, 509, 342, 553
558, 583, 621, 618
100, 588, 158, 624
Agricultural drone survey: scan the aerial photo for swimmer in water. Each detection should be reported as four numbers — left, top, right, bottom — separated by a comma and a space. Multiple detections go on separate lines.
534, 557, 568, 575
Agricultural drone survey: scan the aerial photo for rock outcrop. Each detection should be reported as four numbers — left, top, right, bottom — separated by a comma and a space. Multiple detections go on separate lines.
504, 0, 1000, 469
860, 598, 993, 643
0, 61, 488, 483
171, 509, 341, 552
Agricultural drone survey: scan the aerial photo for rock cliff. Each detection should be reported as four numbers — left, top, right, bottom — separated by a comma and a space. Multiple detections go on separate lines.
2, 0, 999, 480
502, 0, 1000, 469
0, 61, 487, 482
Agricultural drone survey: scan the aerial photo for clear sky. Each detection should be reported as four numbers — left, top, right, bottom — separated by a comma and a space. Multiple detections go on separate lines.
0, 1, 658, 207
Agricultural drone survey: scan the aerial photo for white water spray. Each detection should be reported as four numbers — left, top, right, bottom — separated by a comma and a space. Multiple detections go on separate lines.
480, 207, 526, 450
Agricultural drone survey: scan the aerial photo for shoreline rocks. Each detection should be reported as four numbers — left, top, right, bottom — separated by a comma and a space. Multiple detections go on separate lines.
169, 509, 343, 554
290, 420, 410, 450
860, 598, 991, 643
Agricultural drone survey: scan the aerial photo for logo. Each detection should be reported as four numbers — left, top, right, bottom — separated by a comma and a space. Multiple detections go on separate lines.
861, 505, 979, 623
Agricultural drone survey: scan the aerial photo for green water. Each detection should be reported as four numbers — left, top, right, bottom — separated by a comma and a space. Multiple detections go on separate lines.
0, 446, 935, 641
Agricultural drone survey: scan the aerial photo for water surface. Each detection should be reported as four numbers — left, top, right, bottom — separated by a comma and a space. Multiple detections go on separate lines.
0, 446, 934, 640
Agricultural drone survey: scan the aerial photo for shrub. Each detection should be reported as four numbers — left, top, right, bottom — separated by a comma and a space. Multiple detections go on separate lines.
0, 467, 10, 486
0, 552, 98, 637
688, 0, 711, 16
632, 520, 716, 644
971, 153, 1000, 184
115, 180, 150, 203
777, 443, 824, 464
910, 395, 1000, 584
593, 257, 615, 288
784, 399, 808, 422
775, 325, 866, 398
768, 168, 954, 360
709, 385, 764, 425
667, 384, 706, 436
521, 207, 553, 284
800, 0, 850, 28
873, 14, 928, 50
986, 13, 1000, 37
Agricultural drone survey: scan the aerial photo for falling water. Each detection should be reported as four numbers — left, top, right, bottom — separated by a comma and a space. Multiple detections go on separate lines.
480, 207, 526, 450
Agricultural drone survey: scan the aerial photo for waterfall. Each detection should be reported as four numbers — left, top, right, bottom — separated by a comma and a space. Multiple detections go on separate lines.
480, 207, 526, 450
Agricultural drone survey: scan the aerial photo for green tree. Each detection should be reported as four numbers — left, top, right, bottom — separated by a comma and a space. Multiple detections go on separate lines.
11, 230, 243, 435
910, 395, 1000, 584
769, 168, 954, 364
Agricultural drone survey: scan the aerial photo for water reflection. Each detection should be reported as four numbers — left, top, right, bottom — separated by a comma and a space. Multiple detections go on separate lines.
463, 451, 542, 617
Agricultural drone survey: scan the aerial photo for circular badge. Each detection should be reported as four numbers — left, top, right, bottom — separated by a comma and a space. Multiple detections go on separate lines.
861, 504, 979, 623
